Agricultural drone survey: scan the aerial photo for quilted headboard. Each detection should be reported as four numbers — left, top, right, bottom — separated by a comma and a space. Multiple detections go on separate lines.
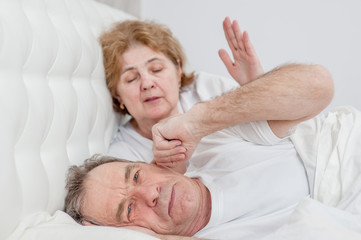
0, 0, 136, 239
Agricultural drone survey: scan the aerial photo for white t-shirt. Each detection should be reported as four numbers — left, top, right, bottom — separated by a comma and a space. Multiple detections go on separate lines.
187, 124, 309, 240
107, 71, 238, 161
108, 71, 311, 239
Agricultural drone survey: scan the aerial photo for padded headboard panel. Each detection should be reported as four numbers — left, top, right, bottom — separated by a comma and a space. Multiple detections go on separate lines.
0, 0, 134, 238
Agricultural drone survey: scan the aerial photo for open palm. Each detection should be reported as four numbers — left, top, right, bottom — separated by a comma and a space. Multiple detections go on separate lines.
219, 17, 264, 85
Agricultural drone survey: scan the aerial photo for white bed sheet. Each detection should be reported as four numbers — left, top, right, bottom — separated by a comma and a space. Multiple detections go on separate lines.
8, 210, 158, 240
268, 105, 361, 239
264, 197, 361, 240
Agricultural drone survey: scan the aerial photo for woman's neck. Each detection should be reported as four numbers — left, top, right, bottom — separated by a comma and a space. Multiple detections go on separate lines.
130, 108, 180, 140
130, 118, 158, 139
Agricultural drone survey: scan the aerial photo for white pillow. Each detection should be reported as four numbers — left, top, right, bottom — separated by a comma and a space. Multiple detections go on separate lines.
8, 211, 158, 240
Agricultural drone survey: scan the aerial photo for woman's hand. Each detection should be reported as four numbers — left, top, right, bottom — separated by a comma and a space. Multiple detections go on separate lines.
219, 17, 264, 85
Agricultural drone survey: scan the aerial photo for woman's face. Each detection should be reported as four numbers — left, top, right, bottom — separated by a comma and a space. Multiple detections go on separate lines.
116, 44, 182, 124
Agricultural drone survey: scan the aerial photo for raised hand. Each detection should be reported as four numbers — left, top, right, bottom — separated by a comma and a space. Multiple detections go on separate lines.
219, 17, 264, 85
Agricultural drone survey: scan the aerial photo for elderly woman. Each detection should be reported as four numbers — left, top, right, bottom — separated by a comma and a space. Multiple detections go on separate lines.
100, 17, 263, 173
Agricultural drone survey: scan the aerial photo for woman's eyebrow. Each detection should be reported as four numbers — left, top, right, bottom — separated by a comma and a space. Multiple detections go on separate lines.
121, 57, 164, 75
121, 66, 135, 75
147, 57, 163, 63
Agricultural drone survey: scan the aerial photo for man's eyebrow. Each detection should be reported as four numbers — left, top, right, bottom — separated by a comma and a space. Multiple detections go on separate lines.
116, 163, 140, 223
124, 163, 139, 183
116, 198, 127, 223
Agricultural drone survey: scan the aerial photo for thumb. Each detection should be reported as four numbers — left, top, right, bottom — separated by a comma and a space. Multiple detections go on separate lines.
218, 49, 234, 71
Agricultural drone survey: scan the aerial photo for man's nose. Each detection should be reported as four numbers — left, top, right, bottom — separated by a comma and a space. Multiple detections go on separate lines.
135, 184, 160, 207
140, 74, 155, 90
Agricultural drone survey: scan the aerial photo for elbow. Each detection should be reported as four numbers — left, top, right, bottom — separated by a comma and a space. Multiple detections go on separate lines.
311, 64, 334, 109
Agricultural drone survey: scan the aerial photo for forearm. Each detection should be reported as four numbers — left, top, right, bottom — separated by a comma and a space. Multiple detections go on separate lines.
187, 64, 334, 138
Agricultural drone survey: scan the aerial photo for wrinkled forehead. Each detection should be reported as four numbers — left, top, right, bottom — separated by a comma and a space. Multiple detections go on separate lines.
81, 162, 137, 225
87, 161, 139, 186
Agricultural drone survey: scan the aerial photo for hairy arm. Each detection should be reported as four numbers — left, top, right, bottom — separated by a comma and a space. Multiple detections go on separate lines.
192, 64, 333, 137
153, 64, 334, 164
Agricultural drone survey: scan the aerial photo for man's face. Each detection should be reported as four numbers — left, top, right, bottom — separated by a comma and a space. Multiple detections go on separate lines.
82, 161, 205, 235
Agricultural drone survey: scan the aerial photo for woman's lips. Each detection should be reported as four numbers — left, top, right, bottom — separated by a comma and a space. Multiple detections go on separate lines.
144, 96, 160, 102
168, 185, 175, 216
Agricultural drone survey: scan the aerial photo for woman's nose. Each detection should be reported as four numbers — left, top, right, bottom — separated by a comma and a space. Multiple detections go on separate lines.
140, 74, 155, 90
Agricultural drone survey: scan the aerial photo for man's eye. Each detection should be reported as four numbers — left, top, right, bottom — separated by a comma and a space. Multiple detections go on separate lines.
127, 205, 132, 215
133, 171, 139, 182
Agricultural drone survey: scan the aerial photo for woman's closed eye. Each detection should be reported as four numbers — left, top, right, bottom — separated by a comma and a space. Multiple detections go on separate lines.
152, 68, 162, 73
127, 76, 137, 83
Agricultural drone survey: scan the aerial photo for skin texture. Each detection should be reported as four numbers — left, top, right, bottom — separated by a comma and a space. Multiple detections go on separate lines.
152, 63, 334, 164
116, 43, 183, 139
81, 162, 211, 237
112, 17, 264, 170
150, 18, 330, 165
115, 43, 187, 173
152, 17, 265, 168
218, 16, 264, 85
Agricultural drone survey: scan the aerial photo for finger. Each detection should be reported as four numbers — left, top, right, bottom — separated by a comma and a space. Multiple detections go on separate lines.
232, 20, 244, 52
223, 17, 238, 52
153, 133, 182, 150
154, 145, 186, 161
157, 161, 176, 168
158, 158, 186, 170
243, 31, 256, 57
153, 146, 187, 159
154, 153, 186, 166
218, 49, 234, 70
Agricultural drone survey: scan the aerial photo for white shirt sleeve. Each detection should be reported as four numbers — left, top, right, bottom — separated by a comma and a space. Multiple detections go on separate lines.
225, 120, 286, 145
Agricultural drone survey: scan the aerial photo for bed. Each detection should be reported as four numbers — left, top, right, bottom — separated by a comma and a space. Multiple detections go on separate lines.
0, 0, 156, 239
1, 0, 360, 240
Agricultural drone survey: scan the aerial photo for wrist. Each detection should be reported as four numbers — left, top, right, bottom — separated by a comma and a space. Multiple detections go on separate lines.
186, 102, 217, 139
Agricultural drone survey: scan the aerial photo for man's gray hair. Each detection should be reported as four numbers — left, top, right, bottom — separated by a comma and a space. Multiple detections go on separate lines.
64, 154, 132, 224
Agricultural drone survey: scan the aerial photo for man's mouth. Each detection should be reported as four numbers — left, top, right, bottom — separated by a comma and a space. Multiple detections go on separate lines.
168, 185, 175, 216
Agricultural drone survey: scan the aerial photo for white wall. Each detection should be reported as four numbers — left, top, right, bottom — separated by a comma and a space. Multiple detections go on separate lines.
140, 0, 361, 111
96, 0, 141, 17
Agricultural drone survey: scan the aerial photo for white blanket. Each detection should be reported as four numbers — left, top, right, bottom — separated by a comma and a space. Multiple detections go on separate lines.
9, 106, 361, 240
265, 106, 361, 239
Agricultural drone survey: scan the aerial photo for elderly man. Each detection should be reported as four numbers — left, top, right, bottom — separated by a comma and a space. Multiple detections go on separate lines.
65, 63, 338, 239
65, 156, 211, 238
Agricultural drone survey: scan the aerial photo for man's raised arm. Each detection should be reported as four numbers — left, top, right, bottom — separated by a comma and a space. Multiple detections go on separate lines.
152, 64, 334, 166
